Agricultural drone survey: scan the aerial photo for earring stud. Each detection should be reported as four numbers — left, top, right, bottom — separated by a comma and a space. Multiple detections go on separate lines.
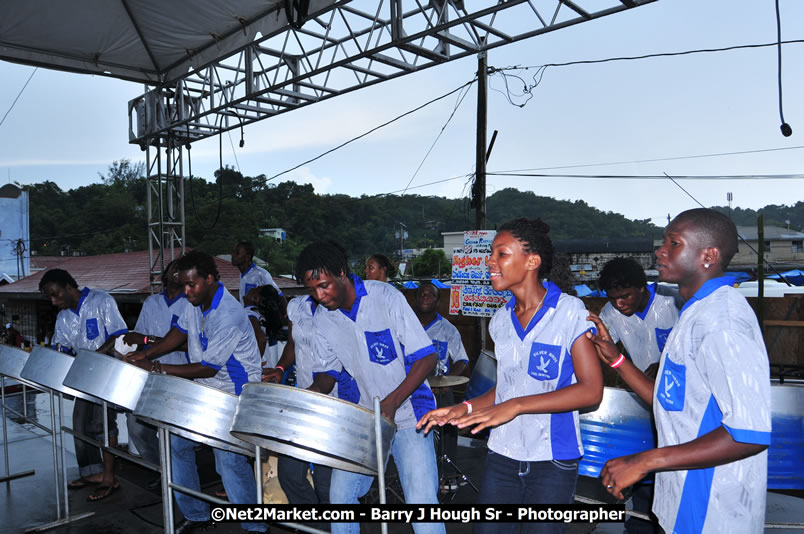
704, 263, 710, 269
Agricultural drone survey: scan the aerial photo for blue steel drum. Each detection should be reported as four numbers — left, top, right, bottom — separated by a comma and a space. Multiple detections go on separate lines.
578, 384, 804, 490
768, 383, 804, 490
464, 349, 496, 401
578, 387, 655, 479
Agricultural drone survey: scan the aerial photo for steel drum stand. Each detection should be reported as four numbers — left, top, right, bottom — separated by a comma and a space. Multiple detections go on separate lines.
1, 376, 36, 483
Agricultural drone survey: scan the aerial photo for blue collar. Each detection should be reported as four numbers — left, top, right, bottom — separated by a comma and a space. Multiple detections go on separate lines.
241, 262, 256, 278
202, 283, 225, 317
506, 281, 561, 341
680, 276, 736, 316
423, 313, 443, 331
338, 274, 367, 322
306, 295, 317, 316
70, 287, 91, 316
162, 290, 185, 307
634, 283, 657, 321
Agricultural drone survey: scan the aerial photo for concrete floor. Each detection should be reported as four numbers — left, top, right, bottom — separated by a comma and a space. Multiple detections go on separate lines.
2, 391, 802, 534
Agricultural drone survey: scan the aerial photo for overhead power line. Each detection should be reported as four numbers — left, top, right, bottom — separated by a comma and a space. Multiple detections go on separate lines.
487, 172, 804, 180
0, 67, 37, 128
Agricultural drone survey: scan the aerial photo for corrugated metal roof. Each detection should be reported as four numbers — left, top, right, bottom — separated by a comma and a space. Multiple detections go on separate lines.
0, 250, 296, 296
737, 226, 804, 241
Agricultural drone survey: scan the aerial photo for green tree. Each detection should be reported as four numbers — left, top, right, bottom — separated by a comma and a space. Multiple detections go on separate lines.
411, 249, 451, 278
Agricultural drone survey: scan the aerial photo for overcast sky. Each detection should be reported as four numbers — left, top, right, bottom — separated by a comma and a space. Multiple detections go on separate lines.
1, 0, 803, 229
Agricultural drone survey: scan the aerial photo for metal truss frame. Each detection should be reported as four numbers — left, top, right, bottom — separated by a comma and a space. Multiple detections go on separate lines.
132, 0, 655, 291
145, 139, 185, 291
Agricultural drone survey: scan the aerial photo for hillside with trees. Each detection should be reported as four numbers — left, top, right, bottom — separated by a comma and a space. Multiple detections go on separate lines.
30, 160, 802, 275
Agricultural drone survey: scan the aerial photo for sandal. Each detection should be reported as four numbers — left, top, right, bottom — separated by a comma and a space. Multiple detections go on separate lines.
87, 483, 120, 502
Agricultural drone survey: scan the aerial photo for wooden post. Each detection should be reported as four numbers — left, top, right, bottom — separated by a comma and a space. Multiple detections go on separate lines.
757, 214, 765, 335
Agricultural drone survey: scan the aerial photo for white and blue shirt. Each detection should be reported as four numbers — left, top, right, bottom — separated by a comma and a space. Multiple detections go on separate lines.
652, 277, 771, 534
135, 291, 192, 365
176, 283, 262, 396
599, 283, 679, 371
287, 296, 359, 402
487, 281, 595, 462
312, 275, 436, 430
239, 262, 281, 305
52, 287, 128, 353
422, 314, 469, 375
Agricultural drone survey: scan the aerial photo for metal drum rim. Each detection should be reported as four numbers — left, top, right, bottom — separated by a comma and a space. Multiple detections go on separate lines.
62, 349, 150, 411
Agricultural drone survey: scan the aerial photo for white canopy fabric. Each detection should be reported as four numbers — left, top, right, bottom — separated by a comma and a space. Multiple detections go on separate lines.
0, 0, 332, 84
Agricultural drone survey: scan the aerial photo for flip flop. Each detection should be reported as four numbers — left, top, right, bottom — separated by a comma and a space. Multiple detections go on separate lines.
68, 478, 96, 489
87, 483, 120, 502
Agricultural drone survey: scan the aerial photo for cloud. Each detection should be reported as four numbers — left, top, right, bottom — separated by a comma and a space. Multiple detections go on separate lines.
278, 167, 332, 194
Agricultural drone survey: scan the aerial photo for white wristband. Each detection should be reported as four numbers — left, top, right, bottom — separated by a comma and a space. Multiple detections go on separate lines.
463, 400, 472, 415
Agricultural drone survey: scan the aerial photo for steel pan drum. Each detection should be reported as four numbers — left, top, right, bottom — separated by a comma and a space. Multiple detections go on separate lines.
231, 383, 396, 476
20, 346, 101, 404
62, 350, 150, 411
578, 385, 804, 490
428, 375, 469, 388
464, 349, 496, 400
0, 346, 36, 384
134, 374, 253, 455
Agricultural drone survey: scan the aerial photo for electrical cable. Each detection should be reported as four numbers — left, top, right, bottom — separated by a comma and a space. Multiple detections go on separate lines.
486, 172, 804, 180
776, 0, 793, 137
0, 68, 37, 128
662, 172, 792, 286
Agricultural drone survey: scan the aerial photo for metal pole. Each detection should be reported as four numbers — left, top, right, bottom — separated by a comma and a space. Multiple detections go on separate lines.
758, 214, 765, 334
0, 376, 36, 483
159, 426, 175, 534
373, 396, 388, 534
50, 391, 61, 518
255, 445, 263, 505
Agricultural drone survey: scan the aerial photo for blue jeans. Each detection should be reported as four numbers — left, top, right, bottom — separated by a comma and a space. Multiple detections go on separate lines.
475, 451, 579, 534
126, 414, 160, 465
330, 427, 445, 534
170, 434, 267, 532
278, 455, 331, 505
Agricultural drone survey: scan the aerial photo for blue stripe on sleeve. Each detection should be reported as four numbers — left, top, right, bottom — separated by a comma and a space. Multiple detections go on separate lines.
724, 425, 771, 446
201, 360, 222, 371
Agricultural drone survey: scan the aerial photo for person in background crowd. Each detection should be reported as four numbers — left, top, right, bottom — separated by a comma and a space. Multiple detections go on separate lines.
298, 241, 445, 534
231, 240, 281, 304
590, 208, 771, 534
418, 218, 603, 534
127, 251, 266, 534
40, 268, 128, 502
365, 253, 392, 283
122, 259, 191, 474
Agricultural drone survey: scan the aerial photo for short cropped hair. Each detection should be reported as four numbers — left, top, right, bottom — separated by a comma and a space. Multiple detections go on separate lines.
235, 241, 255, 260
39, 269, 78, 291
295, 241, 350, 282
176, 250, 220, 281
598, 257, 647, 291
498, 217, 553, 279
416, 281, 440, 300
673, 208, 739, 268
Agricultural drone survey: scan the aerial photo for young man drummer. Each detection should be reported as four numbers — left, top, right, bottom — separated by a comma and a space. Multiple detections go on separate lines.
589, 209, 771, 533
297, 241, 445, 534
39, 268, 128, 502
596, 257, 679, 379
128, 251, 266, 534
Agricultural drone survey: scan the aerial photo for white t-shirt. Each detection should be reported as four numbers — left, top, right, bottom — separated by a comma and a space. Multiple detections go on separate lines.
135, 292, 192, 365
176, 283, 262, 395
652, 277, 771, 534
422, 313, 469, 375
53, 287, 128, 352
487, 281, 595, 462
599, 283, 679, 371
312, 275, 436, 430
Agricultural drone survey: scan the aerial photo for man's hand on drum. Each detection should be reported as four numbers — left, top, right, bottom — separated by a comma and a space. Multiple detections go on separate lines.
126, 355, 151, 370
416, 403, 470, 434
262, 367, 283, 383
585, 313, 621, 366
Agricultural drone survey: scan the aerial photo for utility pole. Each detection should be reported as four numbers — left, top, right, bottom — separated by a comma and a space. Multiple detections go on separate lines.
474, 43, 488, 231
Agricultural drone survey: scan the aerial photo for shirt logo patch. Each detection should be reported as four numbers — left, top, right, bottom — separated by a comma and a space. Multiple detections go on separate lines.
170, 314, 180, 329
528, 342, 561, 381
244, 283, 257, 295
657, 355, 685, 411
199, 332, 209, 351
432, 339, 448, 361
365, 329, 398, 366
655, 327, 672, 353
85, 318, 100, 340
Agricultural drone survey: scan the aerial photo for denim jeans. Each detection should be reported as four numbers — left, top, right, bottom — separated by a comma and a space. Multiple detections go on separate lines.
170, 434, 267, 532
73, 398, 117, 477
624, 482, 658, 534
475, 451, 579, 534
330, 427, 445, 534
126, 414, 160, 465
277, 455, 331, 505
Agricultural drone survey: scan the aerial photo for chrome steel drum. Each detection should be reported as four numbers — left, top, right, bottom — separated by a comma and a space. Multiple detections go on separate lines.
578, 387, 655, 479
134, 374, 253, 455
62, 350, 150, 411
0, 346, 36, 384
231, 383, 396, 476
464, 349, 496, 400
20, 346, 101, 404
